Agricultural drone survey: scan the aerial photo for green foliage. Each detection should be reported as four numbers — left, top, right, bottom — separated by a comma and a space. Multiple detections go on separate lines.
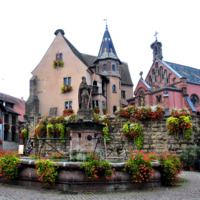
29, 152, 41, 159
124, 150, 153, 183
36, 159, 59, 186
122, 121, 143, 149
55, 123, 65, 142
80, 152, 115, 180
179, 146, 198, 168
93, 106, 100, 114
48, 152, 65, 158
47, 123, 54, 138
159, 152, 182, 186
94, 114, 112, 142
21, 129, 28, 139
0, 151, 21, 180
167, 110, 192, 139
167, 116, 179, 134
102, 123, 110, 142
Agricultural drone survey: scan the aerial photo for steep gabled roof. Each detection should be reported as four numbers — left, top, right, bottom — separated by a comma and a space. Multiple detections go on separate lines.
0, 93, 25, 122
62, 35, 88, 66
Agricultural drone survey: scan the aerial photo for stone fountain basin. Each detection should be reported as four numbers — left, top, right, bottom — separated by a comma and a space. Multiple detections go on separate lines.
0, 159, 161, 193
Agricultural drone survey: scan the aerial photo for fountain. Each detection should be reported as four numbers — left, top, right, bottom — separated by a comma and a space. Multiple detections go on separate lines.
1, 77, 162, 193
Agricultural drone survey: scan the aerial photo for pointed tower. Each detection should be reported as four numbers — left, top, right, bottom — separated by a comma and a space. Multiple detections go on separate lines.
150, 39, 163, 61
97, 25, 120, 61
94, 25, 122, 114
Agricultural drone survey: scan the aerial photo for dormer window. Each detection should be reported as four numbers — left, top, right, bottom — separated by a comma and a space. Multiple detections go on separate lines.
103, 64, 107, 71
112, 64, 115, 71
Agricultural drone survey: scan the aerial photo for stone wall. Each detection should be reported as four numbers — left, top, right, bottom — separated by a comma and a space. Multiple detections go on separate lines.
31, 116, 200, 158
106, 116, 200, 158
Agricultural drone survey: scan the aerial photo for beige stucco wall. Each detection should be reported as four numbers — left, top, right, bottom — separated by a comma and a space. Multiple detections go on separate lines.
121, 85, 133, 106
32, 32, 89, 116
107, 76, 121, 114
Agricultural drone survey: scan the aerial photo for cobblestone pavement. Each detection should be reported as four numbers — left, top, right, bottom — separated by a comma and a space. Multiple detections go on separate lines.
0, 171, 200, 200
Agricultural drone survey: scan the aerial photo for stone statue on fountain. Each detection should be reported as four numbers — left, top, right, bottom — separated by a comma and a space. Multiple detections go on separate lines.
77, 76, 94, 121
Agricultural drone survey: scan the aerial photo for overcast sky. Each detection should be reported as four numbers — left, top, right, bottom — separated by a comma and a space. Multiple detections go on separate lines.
1, 0, 200, 100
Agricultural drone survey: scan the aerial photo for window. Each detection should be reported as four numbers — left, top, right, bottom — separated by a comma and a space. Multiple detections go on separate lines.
64, 77, 71, 86
56, 53, 63, 61
4, 114, 9, 123
156, 95, 162, 103
6, 102, 14, 108
4, 130, 8, 141
113, 106, 117, 114
112, 85, 116, 93
172, 77, 176, 84
103, 64, 107, 71
112, 64, 115, 71
12, 115, 16, 125
65, 101, 73, 109
122, 91, 126, 99
190, 94, 199, 107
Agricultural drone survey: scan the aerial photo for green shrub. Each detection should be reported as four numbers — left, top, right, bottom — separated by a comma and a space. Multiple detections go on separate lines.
80, 152, 115, 180
36, 159, 59, 186
0, 151, 21, 180
124, 150, 153, 183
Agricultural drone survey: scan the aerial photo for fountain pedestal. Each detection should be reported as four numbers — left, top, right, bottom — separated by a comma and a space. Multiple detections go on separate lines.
68, 109, 104, 160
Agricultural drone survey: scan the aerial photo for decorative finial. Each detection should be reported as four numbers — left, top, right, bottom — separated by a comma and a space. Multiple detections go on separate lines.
154, 31, 158, 41
104, 19, 108, 30
139, 71, 143, 79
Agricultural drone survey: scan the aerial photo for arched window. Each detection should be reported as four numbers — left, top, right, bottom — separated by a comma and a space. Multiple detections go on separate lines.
164, 69, 167, 84
113, 106, 117, 114
138, 90, 145, 106
152, 69, 156, 82
172, 77, 176, 84
112, 85, 116, 93
103, 64, 107, 71
112, 64, 115, 71
148, 75, 152, 85
160, 66, 163, 81
155, 62, 158, 75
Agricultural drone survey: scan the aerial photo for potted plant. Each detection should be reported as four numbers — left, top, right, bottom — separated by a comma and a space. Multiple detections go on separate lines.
61, 85, 72, 93
93, 106, 100, 114
180, 146, 197, 171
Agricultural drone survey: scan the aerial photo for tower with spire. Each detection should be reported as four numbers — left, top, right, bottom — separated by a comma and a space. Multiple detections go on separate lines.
94, 25, 123, 113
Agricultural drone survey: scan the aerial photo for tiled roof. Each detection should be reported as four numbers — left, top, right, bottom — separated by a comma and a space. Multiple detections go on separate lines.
0, 93, 25, 122
97, 26, 119, 61
120, 62, 134, 86
82, 54, 97, 67
62, 35, 88, 67
164, 61, 200, 85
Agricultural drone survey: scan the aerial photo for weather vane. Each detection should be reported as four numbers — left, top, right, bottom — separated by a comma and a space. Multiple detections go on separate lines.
104, 19, 108, 29
154, 31, 158, 41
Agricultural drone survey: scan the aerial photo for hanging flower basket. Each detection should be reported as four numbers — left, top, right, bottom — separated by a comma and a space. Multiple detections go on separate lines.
61, 85, 72, 93
0, 118, 3, 124
53, 60, 64, 68
94, 106, 100, 114
11, 125, 17, 132
4, 124, 10, 131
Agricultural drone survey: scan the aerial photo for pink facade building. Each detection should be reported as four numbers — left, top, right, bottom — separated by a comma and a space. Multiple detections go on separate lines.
128, 39, 200, 115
